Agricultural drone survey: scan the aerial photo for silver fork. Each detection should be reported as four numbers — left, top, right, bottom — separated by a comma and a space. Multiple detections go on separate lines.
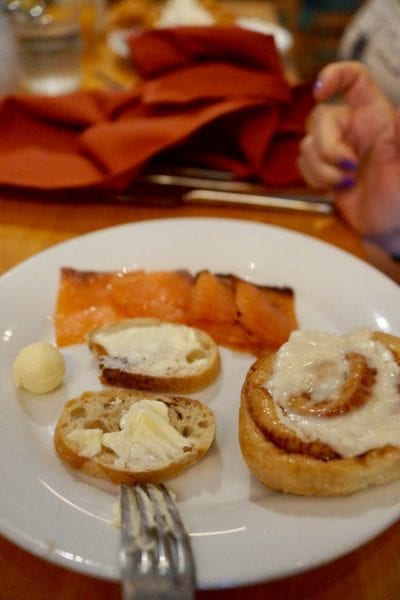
120, 483, 196, 600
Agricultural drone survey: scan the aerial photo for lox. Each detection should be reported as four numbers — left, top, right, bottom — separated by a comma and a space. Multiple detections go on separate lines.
54, 268, 298, 355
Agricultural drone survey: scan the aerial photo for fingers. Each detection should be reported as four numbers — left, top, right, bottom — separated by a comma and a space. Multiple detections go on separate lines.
313, 61, 389, 109
297, 137, 342, 189
309, 103, 357, 165
299, 61, 394, 191
298, 139, 356, 190
298, 104, 357, 190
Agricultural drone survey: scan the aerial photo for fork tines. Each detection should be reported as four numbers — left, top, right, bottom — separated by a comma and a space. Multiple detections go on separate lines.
120, 483, 196, 600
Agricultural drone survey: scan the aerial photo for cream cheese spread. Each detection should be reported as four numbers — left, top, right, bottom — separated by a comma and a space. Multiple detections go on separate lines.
265, 329, 400, 457
68, 399, 190, 470
92, 322, 208, 377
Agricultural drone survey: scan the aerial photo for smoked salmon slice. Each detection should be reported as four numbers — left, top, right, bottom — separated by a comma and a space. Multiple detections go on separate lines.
187, 272, 260, 352
187, 271, 236, 324
235, 279, 297, 351
55, 268, 126, 347
54, 267, 298, 353
110, 270, 194, 323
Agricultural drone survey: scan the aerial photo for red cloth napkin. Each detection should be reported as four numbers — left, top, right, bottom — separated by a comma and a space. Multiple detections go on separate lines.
0, 26, 315, 191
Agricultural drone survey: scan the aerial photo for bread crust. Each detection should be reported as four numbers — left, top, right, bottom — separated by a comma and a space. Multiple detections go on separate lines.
55, 388, 216, 485
87, 318, 221, 393
239, 333, 400, 496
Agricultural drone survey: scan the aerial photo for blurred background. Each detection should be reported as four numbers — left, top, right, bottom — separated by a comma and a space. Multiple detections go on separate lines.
103, 0, 364, 81
106, 0, 363, 80
1, 0, 364, 95
270, 0, 362, 79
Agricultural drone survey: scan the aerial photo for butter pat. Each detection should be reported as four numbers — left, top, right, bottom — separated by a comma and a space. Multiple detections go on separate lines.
92, 322, 208, 377
67, 428, 103, 458
103, 399, 190, 470
13, 341, 65, 394
69, 399, 191, 470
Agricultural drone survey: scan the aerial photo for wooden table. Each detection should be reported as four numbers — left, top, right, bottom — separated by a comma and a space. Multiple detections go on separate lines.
2, 3, 400, 599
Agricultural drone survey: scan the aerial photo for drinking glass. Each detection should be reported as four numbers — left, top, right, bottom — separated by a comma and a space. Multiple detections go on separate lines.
11, 0, 83, 95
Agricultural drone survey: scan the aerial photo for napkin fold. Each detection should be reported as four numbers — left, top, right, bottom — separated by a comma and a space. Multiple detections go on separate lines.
0, 26, 315, 191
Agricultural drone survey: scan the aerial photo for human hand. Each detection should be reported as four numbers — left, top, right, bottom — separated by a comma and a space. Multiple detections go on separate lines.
298, 61, 400, 248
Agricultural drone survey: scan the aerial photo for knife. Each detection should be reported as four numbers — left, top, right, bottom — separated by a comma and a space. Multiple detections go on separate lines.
117, 170, 334, 214
182, 189, 333, 213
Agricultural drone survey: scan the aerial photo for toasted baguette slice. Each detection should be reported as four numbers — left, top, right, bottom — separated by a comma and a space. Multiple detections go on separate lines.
54, 388, 216, 485
87, 318, 220, 393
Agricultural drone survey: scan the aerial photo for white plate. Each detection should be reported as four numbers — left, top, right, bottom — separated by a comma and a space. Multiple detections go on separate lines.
2, 217, 400, 590
107, 19, 293, 60
236, 18, 293, 54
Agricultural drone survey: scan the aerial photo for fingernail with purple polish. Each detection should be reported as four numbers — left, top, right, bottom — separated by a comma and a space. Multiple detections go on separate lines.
339, 159, 358, 171
335, 177, 356, 190
313, 78, 324, 93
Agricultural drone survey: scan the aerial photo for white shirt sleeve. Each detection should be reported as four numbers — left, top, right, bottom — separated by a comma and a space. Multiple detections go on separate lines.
338, 0, 400, 106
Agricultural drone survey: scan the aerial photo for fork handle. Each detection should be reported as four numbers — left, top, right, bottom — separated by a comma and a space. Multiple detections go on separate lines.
122, 577, 194, 600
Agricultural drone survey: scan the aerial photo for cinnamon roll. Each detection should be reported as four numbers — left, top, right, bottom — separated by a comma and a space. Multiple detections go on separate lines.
239, 329, 400, 496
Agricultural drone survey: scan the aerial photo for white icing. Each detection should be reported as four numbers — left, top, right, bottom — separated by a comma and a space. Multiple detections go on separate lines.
265, 329, 400, 457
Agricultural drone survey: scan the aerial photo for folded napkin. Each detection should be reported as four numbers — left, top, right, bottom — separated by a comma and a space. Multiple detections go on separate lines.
0, 26, 315, 191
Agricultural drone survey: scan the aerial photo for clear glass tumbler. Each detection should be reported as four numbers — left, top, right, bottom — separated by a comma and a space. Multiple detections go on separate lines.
12, 0, 83, 95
